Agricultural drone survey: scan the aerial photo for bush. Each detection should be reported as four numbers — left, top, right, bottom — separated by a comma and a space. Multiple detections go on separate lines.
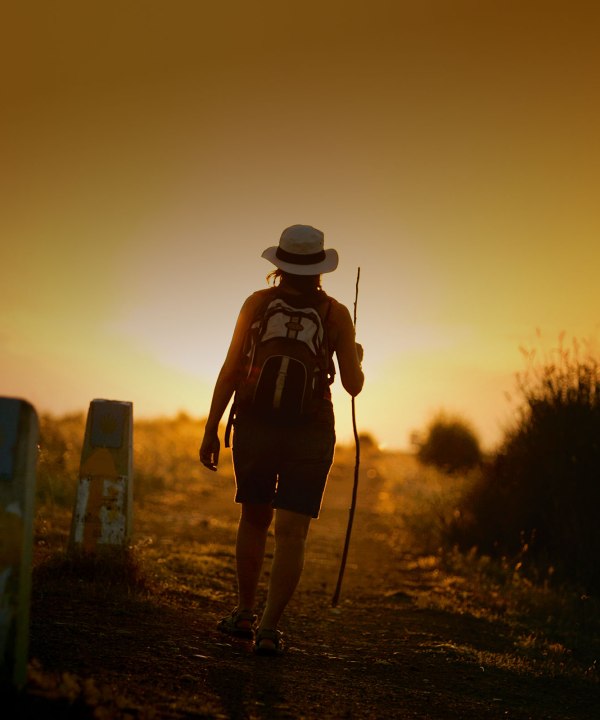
416, 413, 482, 474
448, 338, 600, 591
357, 432, 379, 452
37, 413, 85, 508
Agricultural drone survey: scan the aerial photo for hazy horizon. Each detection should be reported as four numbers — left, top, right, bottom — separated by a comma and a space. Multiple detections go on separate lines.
3, 1, 599, 451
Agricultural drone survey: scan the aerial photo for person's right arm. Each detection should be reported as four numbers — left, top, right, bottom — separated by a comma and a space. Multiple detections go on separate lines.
333, 302, 364, 397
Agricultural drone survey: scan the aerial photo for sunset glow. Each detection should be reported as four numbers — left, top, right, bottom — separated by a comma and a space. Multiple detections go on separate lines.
2, 1, 599, 450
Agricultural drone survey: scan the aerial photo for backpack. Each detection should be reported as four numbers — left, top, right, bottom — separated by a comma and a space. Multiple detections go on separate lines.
226, 289, 334, 442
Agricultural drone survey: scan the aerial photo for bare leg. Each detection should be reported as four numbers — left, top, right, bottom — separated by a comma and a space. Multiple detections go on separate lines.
235, 503, 273, 611
258, 508, 311, 632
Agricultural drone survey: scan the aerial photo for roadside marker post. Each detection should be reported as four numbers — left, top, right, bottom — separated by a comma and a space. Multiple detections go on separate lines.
0, 397, 39, 690
69, 399, 133, 553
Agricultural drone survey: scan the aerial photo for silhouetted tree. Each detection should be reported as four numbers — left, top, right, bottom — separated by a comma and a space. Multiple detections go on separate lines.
417, 413, 482, 474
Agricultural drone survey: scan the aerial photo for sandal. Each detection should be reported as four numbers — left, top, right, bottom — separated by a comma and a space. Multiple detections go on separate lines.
217, 609, 257, 639
254, 628, 285, 656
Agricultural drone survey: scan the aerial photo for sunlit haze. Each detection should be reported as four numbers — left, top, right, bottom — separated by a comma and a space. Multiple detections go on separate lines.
2, 1, 599, 450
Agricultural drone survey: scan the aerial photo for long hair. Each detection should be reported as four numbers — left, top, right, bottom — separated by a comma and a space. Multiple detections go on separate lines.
266, 268, 322, 294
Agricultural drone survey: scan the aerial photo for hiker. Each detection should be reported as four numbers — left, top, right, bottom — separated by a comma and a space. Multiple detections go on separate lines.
199, 224, 364, 655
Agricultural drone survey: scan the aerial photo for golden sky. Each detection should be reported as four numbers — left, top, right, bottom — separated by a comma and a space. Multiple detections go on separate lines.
2, 1, 599, 450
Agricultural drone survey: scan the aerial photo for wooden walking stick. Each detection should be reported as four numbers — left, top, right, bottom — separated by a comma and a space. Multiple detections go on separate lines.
332, 267, 361, 607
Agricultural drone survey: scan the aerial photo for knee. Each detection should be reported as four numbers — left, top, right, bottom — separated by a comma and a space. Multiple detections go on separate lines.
241, 503, 273, 530
274, 509, 311, 542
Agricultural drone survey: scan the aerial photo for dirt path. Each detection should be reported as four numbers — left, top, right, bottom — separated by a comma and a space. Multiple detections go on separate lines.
10, 450, 600, 718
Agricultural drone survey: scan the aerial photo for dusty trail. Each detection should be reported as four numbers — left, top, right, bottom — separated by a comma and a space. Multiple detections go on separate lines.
10, 449, 600, 718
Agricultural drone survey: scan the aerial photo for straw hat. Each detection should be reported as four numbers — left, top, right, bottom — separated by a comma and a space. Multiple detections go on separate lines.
261, 225, 339, 275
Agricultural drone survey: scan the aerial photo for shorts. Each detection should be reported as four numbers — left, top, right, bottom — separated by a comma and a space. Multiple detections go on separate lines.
231, 405, 336, 518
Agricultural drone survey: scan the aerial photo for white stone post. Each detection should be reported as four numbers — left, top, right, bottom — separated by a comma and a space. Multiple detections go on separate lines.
0, 397, 38, 689
69, 399, 133, 553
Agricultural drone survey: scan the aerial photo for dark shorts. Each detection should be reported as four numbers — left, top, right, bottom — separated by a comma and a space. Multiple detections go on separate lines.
231, 405, 336, 518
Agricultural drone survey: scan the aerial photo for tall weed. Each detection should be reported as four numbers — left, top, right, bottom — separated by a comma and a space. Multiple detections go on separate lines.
447, 336, 600, 591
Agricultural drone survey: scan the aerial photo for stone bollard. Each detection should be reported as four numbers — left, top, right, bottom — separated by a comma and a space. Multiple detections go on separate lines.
0, 397, 39, 689
69, 399, 133, 553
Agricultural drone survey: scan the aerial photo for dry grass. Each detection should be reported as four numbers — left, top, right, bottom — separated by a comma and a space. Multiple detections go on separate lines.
32, 413, 600, 699
358, 448, 600, 685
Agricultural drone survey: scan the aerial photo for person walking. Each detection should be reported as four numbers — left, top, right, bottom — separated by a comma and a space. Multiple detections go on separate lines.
199, 224, 364, 655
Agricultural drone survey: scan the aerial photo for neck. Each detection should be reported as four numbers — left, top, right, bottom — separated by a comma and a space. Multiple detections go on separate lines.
279, 274, 320, 295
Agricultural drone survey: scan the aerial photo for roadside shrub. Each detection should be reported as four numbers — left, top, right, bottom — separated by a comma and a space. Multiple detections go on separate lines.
448, 338, 600, 591
37, 413, 85, 508
357, 431, 379, 452
416, 412, 482, 474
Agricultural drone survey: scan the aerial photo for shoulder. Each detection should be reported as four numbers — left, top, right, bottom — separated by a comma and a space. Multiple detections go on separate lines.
241, 289, 275, 314
246, 288, 274, 303
323, 295, 353, 345
325, 296, 352, 326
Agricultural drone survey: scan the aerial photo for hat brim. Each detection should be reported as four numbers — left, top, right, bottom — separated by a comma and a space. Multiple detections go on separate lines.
261, 247, 339, 275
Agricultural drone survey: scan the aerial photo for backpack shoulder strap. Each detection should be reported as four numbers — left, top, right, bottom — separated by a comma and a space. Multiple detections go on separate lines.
226, 288, 279, 447
224, 402, 235, 448
321, 295, 336, 385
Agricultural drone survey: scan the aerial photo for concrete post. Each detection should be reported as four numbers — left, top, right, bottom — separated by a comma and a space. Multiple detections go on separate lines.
0, 397, 38, 689
69, 399, 133, 553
